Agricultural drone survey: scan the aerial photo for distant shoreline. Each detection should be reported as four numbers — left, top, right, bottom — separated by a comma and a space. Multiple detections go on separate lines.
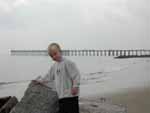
114, 55, 150, 59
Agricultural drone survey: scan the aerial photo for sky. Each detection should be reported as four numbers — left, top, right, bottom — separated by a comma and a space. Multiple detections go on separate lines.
0, 0, 149, 54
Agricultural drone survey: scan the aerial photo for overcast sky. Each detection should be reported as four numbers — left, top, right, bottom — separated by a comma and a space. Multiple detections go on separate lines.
0, 0, 149, 54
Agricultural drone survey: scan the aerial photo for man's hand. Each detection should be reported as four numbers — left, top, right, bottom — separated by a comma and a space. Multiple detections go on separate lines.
71, 87, 79, 95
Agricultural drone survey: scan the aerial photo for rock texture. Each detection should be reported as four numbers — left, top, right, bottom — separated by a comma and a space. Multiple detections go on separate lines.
0, 96, 18, 113
10, 82, 59, 113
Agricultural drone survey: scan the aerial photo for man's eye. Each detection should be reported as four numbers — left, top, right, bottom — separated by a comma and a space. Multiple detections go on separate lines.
50, 53, 57, 57
53, 53, 57, 55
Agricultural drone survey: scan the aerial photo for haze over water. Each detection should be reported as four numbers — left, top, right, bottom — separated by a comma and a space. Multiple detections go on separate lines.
0, 55, 149, 97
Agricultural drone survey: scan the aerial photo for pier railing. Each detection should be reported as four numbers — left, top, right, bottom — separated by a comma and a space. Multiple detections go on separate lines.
10, 49, 150, 57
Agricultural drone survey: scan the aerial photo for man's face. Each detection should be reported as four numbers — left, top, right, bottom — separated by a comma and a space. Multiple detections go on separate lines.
48, 45, 61, 62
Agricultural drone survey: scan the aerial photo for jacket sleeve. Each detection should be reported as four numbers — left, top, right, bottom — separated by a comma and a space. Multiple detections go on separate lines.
42, 66, 55, 82
35, 66, 55, 88
66, 61, 80, 88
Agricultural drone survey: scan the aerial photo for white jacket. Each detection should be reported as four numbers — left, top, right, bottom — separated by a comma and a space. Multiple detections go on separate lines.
40, 57, 80, 99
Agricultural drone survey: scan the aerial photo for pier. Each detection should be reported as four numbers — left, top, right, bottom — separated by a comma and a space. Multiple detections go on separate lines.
10, 49, 150, 57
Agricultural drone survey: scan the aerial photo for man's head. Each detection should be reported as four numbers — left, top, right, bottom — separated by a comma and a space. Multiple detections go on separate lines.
48, 43, 62, 62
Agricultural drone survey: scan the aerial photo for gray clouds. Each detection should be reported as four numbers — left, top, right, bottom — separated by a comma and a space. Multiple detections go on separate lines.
0, 0, 149, 54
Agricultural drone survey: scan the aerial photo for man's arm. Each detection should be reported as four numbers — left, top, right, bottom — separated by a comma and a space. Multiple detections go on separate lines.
33, 66, 54, 86
67, 61, 80, 87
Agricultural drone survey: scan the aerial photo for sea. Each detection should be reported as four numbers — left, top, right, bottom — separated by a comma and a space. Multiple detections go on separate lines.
0, 55, 150, 102
0, 55, 150, 113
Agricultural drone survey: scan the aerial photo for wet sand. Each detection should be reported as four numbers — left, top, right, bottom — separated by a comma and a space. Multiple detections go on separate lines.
108, 87, 150, 113
84, 86, 150, 113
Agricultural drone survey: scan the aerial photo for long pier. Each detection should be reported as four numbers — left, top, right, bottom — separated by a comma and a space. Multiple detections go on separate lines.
10, 49, 150, 57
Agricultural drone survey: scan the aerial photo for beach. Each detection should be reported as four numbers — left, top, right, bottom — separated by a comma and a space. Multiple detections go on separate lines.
0, 56, 150, 113
108, 87, 150, 113
79, 58, 150, 113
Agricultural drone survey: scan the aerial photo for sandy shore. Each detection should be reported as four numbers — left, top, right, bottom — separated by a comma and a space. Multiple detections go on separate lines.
79, 98, 126, 113
79, 59, 150, 113
107, 87, 150, 113
81, 86, 150, 113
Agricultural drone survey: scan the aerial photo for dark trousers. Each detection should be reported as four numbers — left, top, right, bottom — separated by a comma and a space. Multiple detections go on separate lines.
59, 96, 79, 113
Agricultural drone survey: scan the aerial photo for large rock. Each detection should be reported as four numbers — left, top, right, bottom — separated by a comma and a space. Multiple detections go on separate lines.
10, 82, 59, 113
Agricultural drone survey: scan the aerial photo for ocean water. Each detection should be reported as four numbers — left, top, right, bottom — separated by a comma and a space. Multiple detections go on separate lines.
0, 55, 150, 100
